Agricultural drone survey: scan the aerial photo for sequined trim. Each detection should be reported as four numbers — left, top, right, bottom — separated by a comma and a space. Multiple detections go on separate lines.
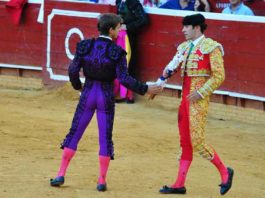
181, 69, 211, 77
189, 77, 214, 160
107, 43, 127, 61
200, 38, 224, 56
60, 86, 92, 149
197, 48, 225, 98
101, 83, 115, 160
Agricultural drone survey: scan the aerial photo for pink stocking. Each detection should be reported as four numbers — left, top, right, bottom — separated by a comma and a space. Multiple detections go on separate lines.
98, 155, 111, 184
171, 160, 192, 188
57, 147, 76, 177
211, 151, 228, 184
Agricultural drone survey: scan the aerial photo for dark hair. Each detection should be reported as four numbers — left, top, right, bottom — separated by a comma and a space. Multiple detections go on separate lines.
196, 0, 212, 12
97, 13, 122, 35
182, 14, 208, 33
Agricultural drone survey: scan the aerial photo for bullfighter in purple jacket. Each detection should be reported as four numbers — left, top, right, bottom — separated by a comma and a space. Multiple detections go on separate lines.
50, 13, 161, 191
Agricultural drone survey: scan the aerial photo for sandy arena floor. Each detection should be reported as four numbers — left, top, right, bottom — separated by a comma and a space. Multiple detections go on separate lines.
0, 84, 264, 198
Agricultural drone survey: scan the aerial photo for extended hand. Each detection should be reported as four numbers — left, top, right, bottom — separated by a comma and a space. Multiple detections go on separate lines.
187, 90, 202, 103
147, 84, 163, 100
148, 93, 156, 100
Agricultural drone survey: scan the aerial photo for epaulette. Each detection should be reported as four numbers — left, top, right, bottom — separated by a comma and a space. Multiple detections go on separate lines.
200, 38, 224, 56
76, 38, 95, 57
107, 43, 127, 61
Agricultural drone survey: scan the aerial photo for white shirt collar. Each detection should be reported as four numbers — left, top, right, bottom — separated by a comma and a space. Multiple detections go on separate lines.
99, 35, 112, 40
192, 35, 205, 46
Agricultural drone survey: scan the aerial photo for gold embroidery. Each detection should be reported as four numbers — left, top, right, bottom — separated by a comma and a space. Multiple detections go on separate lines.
177, 38, 225, 161
177, 41, 190, 52
179, 38, 224, 82
200, 38, 224, 56
181, 69, 211, 77
186, 61, 198, 69
197, 48, 225, 98
189, 77, 214, 160
189, 52, 203, 61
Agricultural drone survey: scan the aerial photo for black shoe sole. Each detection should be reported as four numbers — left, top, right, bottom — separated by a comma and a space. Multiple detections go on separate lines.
159, 186, 186, 194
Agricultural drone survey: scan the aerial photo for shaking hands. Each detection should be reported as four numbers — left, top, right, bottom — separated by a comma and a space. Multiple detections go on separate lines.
146, 78, 167, 100
147, 84, 163, 97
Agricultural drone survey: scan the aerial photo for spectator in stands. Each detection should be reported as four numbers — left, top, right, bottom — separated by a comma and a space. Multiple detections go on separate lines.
115, 0, 149, 103
153, 0, 168, 7
139, 0, 155, 7
194, 0, 211, 11
222, 0, 254, 15
159, 0, 195, 10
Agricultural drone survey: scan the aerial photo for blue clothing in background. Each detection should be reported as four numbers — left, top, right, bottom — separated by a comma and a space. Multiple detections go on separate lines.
222, 2, 254, 16
159, 0, 195, 10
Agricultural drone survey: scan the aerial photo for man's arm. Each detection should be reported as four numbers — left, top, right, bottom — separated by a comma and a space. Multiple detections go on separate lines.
68, 55, 82, 91
197, 47, 225, 98
156, 49, 184, 85
149, 50, 184, 99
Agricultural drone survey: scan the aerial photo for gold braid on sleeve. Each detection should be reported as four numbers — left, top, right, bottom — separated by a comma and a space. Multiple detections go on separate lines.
197, 47, 225, 98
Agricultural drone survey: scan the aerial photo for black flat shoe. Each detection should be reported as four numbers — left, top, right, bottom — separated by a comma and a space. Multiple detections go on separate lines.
97, 184, 107, 192
50, 176, 65, 187
219, 167, 234, 195
159, 185, 186, 194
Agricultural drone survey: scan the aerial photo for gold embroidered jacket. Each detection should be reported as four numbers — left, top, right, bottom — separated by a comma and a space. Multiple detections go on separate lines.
176, 37, 225, 98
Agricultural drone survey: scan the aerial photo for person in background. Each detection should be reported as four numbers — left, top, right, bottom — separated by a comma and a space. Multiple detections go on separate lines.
140, 0, 155, 7
152, 0, 168, 7
152, 14, 234, 195
99, 0, 133, 104
113, 24, 133, 103
222, 0, 254, 15
49, 13, 161, 192
194, 0, 211, 11
115, 0, 149, 103
159, 0, 195, 10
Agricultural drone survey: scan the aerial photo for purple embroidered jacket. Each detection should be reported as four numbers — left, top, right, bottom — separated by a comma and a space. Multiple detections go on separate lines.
68, 37, 148, 95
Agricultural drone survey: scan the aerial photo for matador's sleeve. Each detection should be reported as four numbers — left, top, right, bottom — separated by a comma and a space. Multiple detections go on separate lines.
116, 56, 148, 95
197, 47, 225, 98
108, 42, 148, 95
68, 39, 94, 90
68, 55, 82, 90
164, 41, 189, 72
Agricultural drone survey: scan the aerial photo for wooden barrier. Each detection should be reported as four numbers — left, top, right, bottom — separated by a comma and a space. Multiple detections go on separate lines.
0, 0, 264, 110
